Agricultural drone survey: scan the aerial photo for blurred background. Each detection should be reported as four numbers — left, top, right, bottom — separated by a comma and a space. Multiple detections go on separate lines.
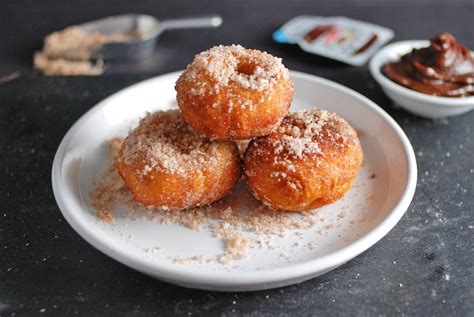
1, 0, 473, 75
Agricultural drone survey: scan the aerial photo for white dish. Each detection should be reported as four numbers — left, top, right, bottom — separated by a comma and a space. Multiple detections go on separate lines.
370, 40, 474, 119
52, 71, 417, 291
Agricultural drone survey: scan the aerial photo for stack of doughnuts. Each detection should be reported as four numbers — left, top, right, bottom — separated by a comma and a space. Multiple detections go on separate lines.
117, 44, 363, 211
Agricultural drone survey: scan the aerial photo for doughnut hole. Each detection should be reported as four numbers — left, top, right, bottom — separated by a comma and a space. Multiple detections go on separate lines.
236, 61, 258, 76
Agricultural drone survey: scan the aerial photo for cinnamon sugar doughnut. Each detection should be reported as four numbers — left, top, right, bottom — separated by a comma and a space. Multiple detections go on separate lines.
117, 110, 241, 209
175, 45, 293, 140
244, 109, 363, 212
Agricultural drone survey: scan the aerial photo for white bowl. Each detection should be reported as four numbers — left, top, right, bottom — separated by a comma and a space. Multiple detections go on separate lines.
369, 40, 474, 119
52, 71, 417, 291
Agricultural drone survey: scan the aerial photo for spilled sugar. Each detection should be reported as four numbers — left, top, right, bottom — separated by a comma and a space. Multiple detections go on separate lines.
91, 137, 373, 265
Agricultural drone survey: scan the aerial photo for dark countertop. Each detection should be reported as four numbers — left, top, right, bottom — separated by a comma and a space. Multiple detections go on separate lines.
1, 0, 473, 316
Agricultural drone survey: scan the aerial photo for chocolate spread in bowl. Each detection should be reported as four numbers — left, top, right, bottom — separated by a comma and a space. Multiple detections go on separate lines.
382, 33, 474, 97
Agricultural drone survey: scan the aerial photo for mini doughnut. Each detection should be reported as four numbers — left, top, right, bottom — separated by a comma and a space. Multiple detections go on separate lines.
175, 45, 293, 140
244, 109, 363, 212
117, 110, 241, 209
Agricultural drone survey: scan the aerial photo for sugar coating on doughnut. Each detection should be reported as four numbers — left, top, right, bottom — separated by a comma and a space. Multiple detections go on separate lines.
176, 45, 293, 140
121, 110, 219, 177
244, 109, 363, 211
183, 44, 290, 94
271, 109, 355, 160
117, 110, 241, 209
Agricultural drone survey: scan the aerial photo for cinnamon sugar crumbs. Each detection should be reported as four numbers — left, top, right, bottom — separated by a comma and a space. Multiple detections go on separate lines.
34, 26, 137, 76
43, 26, 132, 60
97, 209, 114, 223
90, 137, 129, 220
34, 52, 104, 76
192, 255, 207, 263
90, 137, 330, 264
172, 256, 193, 265
218, 236, 253, 264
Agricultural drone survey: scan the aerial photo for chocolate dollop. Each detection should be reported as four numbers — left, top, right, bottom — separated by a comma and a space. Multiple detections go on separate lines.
382, 33, 474, 97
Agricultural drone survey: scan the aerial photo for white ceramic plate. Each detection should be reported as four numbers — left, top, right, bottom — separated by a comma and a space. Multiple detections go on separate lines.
52, 71, 417, 291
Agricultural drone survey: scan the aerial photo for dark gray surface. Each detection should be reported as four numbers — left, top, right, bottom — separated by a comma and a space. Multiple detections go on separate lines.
1, 0, 473, 316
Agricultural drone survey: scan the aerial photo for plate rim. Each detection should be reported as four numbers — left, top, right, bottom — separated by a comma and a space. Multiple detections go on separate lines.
51, 70, 417, 289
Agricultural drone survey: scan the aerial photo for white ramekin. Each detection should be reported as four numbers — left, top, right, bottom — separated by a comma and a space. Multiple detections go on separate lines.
369, 40, 474, 119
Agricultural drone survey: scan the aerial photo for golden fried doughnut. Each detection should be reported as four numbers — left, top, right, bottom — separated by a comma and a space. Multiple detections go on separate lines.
117, 110, 241, 209
175, 45, 293, 140
244, 109, 363, 212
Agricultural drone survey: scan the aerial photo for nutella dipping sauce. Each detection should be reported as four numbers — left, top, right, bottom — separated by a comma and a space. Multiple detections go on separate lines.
382, 33, 474, 97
